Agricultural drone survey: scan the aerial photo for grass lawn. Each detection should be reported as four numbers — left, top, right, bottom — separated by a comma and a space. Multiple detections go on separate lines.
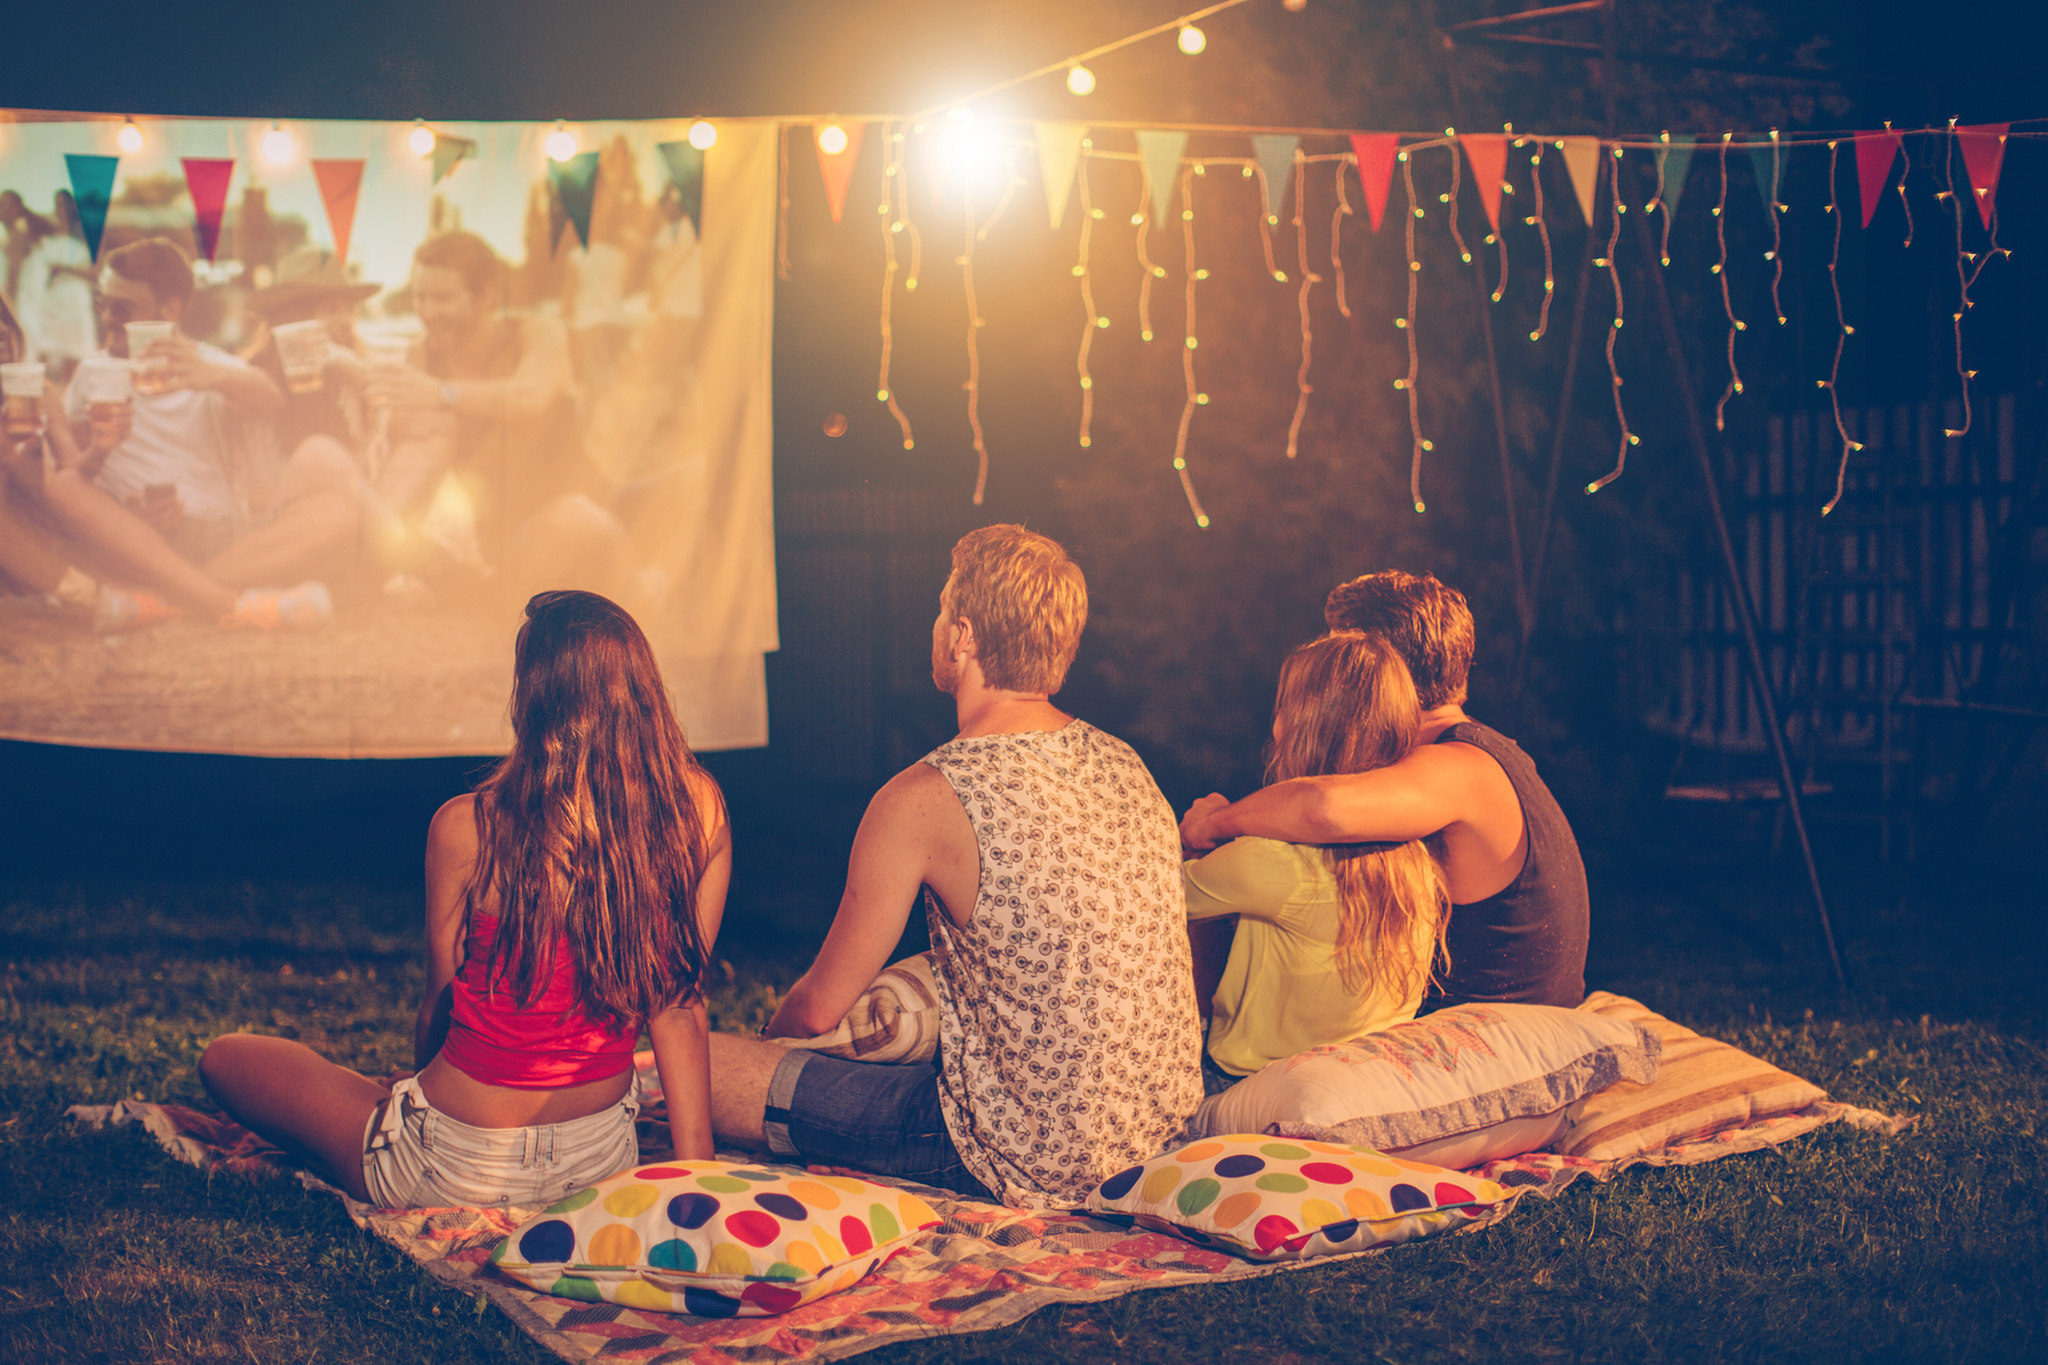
1, 842, 2043, 1363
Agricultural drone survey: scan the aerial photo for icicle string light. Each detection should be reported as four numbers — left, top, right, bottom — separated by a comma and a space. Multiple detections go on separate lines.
1820, 139, 1863, 515
1442, 137, 1472, 267
1172, 164, 1212, 527
1074, 140, 1099, 448
874, 128, 917, 450
1940, 121, 1975, 441
1586, 147, 1637, 494
1286, 146, 1323, 459
1893, 126, 1914, 248
1764, 128, 1787, 326
1331, 155, 1354, 319
1653, 131, 1675, 267
1249, 160, 1289, 283
960, 184, 990, 505
1135, 170, 1163, 342
1490, 125, 1511, 303
1525, 141, 1554, 339
1712, 133, 1747, 432
1397, 147, 1431, 513
776, 124, 792, 281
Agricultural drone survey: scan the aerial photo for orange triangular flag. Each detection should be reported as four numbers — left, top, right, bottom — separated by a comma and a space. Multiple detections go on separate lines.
1458, 134, 1508, 233
1560, 138, 1600, 225
311, 160, 364, 265
1957, 123, 2009, 230
1853, 132, 1901, 229
814, 121, 865, 224
1350, 133, 1398, 232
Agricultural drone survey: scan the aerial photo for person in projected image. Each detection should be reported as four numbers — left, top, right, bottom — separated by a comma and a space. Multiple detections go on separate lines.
365, 230, 625, 604
1179, 571, 1589, 1016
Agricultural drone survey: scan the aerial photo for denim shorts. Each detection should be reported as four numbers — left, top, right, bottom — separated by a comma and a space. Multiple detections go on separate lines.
360, 1075, 640, 1210
762, 1050, 995, 1203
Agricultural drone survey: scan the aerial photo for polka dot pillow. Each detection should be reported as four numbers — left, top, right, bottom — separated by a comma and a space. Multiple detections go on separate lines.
1086, 1134, 1508, 1262
492, 1160, 942, 1317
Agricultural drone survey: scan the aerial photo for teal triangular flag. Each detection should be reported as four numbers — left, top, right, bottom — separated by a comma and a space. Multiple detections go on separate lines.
64, 153, 119, 261
431, 135, 475, 187
657, 141, 704, 236
548, 150, 601, 250
1251, 134, 1299, 218
1747, 140, 1783, 215
1656, 136, 1697, 220
1135, 130, 1189, 225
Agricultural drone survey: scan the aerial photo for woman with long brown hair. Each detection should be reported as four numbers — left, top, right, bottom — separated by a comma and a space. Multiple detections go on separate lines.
1183, 630, 1449, 1084
201, 590, 730, 1205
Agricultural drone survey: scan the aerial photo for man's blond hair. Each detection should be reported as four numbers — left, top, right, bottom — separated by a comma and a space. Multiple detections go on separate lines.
943, 525, 1088, 694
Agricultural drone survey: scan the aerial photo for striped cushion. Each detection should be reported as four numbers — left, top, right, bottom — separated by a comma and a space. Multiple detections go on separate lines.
768, 953, 940, 1065
1556, 992, 1827, 1160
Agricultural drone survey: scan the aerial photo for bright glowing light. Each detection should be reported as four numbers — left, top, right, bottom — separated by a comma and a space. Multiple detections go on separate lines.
934, 113, 1004, 188
116, 119, 144, 155
408, 122, 435, 156
1177, 24, 1206, 54
688, 120, 717, 150
261, 123, 294, 166
545, 123, 577, 162
1283, 0, 1307, 10
818, 124, 849, 156
1066, 64, 1096, 96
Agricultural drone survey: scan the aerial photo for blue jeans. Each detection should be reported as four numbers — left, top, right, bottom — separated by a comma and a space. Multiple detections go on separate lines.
762, 1050, 996, 1203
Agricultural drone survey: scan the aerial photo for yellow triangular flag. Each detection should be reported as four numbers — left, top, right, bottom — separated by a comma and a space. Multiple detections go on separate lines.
1560, 137, 1601, 225
1037, 123, 1087, 230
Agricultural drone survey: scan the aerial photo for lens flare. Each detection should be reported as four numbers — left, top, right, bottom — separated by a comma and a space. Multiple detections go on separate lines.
116, 119, 144, 155
1177, 24, 1206, 54
688, 120, 717, 150
818, 124, 849, 156
1066, 64, 1096, 96
545, 123, 577, 162
408, 122, 435, 157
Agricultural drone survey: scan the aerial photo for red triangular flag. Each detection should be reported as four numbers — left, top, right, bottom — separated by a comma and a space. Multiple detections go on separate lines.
814, 122, 865, 225
310, 160, 364, 266
1457, 133, 1508, 233
180, 158, 236, 262
1351, 133, 1399, 233
1957, 123, 2009, 230
1853, 132, 1901, 229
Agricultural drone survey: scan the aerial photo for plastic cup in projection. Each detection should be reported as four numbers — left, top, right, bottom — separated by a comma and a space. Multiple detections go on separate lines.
75, 357, 134, 448
124, 321, 176, 395
362, 335, 413, 407
1, 361, 45, 442
272, 320, 334, 394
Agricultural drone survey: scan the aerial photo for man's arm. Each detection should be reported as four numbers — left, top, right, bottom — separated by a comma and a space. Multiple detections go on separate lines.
1180, 745, 1484, 850
371, 316, 571, 421
764, 764, 961, 1039
153, 336, 285, 418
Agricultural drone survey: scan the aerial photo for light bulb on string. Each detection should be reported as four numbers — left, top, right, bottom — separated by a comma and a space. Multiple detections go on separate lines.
1283, 0, 1308, 9
408, 121, 435, 157
1177, 24, 1206, 55
116, 118, 144, 155
818, 123, 849, 156
688, 120, 717, 151
261, 122, 294, 166
1066, 64, 1096, 96
545, 122, 578, 162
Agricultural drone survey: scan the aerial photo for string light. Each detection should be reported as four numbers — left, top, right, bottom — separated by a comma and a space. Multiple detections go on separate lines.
1172, 164, 1212, 527
1249, 159, 1287, 281
1490, 124, 1512, 303
1939, 119, 1989, 442
1075, 138, 1100, 448
875, 124, 915, 451
1762, 128, 1786, 326
1177, 24, 1207, 55
1652, 131, 1674, 266
1330, 156, 1353, 318
117, 118, 145, 155
1586, 147, 1637, 494
545, 121, 577, 162
961, 180, 991, 505
1396, 147, 1431, 514
1066, 64, 1096, 96
408, 120, 434, 157
688, 120, 717, 151
261, 122, 293, 166
1525, 141, 1554, 340
1135, 167, 1163, 343
1286, 145, 1323, 459
1442, 135, 1472, 268
1892, 124, 1913, 248
1820, 139, 1864, 516
1712, 133, 1746, 432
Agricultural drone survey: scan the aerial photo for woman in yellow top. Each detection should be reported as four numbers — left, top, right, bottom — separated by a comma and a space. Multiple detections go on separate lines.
1185, 631, 1451, 1082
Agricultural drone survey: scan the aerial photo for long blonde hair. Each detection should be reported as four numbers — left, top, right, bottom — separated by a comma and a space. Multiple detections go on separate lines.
1267, 631, 1450, 1000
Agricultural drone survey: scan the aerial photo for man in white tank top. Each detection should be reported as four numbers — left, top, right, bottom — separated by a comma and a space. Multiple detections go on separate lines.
710, 526, 1202, 1207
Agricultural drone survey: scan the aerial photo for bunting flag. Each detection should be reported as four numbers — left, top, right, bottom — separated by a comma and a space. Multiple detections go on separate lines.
310, 159, 364, 265
1457, 134, 1508, 233
813, 121, 864, 224
179, 158, 236, 262
656, 140, 704, 234
1853, 131, 1902, 228
431, 134, 476, 187
1957, 123, 2009, 229
1559, 137, 1600, 225
1251, 134, 1299, 218
548, 178, 570, 254
1036, 122, 1087, 229
548, 150, 601, 250
1350, 133, 1398, 232
1656, 135, 1697, 219
1135, 130, 1189, 225
1748, 140, 1783, 214
63, 153, 118, 262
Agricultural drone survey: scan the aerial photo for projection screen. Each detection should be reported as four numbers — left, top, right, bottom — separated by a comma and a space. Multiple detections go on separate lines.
0, 114, 777, 756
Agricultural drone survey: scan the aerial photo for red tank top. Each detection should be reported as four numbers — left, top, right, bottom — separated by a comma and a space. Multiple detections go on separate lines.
438, 911, 639, 1089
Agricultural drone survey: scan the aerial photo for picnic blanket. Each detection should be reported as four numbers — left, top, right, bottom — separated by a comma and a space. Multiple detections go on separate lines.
66, 1070, 1909, 1365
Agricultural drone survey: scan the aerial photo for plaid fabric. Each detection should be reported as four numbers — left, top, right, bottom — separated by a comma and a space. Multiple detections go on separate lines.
767, 952, 942, 1065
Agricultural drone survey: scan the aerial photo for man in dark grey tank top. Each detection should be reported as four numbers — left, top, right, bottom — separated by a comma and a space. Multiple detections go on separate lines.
1179, 571, 1589, 1012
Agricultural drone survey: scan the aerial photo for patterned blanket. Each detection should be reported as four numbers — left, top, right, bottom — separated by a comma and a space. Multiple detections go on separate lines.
66, 1073, 1907, 1365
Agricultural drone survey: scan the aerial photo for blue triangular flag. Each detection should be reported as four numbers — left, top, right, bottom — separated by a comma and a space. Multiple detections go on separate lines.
65, 153, 119, 262
1747, 140, 1783, 215
1656, 135, 1697, 220
1251, 135, 1299, 219
657, 141, 704, 236
548, 150, 601, 251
